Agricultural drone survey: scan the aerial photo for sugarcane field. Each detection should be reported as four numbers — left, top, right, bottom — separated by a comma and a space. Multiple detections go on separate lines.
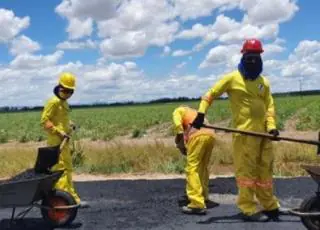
1, 0, 320, 230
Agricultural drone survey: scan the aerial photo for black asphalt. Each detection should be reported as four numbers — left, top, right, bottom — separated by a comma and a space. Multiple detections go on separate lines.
0, 177, 317, 230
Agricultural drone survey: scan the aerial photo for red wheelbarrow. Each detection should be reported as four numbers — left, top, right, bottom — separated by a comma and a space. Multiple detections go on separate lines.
0, 137, 80, 228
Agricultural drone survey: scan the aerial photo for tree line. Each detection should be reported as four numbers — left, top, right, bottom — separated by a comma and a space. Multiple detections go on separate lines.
0, 90, 319, 113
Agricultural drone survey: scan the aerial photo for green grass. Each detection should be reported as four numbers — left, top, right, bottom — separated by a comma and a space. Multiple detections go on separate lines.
0, 95, 319, 143
296, 100, 320, 131
273, 95, 318, 130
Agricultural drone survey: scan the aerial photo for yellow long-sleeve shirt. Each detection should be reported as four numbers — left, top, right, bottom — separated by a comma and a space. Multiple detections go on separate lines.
199, 70, 276, 132
41, 95, 71, 146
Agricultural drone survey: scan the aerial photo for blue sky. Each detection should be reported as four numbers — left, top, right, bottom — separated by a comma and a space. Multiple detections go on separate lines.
0, 0, 319, 106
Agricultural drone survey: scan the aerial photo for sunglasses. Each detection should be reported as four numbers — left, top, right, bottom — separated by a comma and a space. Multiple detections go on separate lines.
60, 88, 74, 94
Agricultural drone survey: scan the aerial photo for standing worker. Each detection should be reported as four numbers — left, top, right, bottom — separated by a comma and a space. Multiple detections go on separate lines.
41, 72, 88, 208
191, 39, 281, 221
173, 105, 219, 215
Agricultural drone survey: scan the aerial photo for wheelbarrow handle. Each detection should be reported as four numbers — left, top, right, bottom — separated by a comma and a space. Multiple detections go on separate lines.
202, 124, 320, 147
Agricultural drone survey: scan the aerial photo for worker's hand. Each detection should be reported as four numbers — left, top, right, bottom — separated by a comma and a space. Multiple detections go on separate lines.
191, 112, 205, 129
58, 131, 71, 140
175, 133, 187, 156
70, 121, 77, 131
269, 129, 280, 140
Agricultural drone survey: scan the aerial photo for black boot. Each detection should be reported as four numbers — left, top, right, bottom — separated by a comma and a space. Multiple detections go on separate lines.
238, 212, 270, 222
178, 195, 189, 207
263, 208, 281, 222
205, 199, 220, 209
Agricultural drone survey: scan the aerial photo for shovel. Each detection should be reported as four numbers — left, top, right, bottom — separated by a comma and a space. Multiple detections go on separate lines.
202, 124, 320, 155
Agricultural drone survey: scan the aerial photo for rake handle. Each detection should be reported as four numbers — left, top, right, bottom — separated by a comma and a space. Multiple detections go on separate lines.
202, 124, 320, 146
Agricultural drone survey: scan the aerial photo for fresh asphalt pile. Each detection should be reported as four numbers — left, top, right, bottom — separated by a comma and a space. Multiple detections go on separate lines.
0, 176, 316, 230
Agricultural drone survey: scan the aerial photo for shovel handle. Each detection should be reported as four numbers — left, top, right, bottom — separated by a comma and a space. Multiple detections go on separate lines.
202, 124, 320, 146
59, 137, 69, 152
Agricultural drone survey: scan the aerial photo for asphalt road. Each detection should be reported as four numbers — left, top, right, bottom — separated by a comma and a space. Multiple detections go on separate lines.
0, 177, 317, 230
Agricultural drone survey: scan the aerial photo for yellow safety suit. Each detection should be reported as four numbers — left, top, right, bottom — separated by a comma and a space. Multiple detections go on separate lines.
198, 70, 280, 215
173, 106, 215, 209
41, 95, 81, 204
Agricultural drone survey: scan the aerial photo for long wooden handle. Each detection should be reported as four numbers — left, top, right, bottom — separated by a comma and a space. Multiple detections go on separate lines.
202, 124, 320, 146
59, 137, 69, 152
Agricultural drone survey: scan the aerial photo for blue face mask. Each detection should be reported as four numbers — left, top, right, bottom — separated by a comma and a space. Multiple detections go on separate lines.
238, 53, 263, 80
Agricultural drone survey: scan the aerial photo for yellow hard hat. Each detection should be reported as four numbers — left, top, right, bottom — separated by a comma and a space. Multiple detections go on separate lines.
59, 72, 76, 90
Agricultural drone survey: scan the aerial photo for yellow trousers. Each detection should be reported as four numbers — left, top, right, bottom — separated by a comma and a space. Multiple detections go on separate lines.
185, 135, 215, 209
51, 145, 81, 204
233, 135, 280, 215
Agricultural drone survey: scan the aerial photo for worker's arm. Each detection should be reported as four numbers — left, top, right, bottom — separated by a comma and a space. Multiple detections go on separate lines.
264, 80, 278, 135
172, 107, 187, 155
191, 75, 232, 129
172, 107, 186, 135
40, 99, 66, 137
198, 74, 232, 114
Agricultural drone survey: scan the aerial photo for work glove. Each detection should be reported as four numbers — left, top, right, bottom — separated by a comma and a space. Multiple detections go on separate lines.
69, 121, 77, 131
175, 133, 187, 156
269, 129, 280, 140
191, 112, 205, 129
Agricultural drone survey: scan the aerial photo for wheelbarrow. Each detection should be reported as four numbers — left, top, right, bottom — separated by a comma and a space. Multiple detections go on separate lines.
202, 124, 320, 230
287, 165, 320, 230
0, 137, 80, 228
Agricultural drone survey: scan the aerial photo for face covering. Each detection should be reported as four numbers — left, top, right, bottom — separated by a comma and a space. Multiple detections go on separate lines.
238, 53, 263, 80
54, 85, 74, 100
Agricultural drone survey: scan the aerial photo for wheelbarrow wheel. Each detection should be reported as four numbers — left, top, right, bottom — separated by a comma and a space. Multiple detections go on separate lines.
41, 190, 78, 227
300, 195, 320, 230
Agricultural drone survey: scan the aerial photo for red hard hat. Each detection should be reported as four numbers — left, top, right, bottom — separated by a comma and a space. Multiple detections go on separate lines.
241, 39, 264, 54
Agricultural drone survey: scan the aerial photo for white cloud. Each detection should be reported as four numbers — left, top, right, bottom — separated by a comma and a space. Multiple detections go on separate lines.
263, 43, 286, 57
99, 31, 148, 58
176, 23, 210, 40
67, 17, 93, 40
57, 39, 97, 50
9, 35, 41, 55
53, 0, 300, 58
55, 0, 118, 40
55, 0, 119, 21
241, 0, 299, 25
176, 62, 187, 69
162, 46, 171, 56
10, 51, 64, 69
0, 9, 30, 43
96, 0, 179, 58
176, 14, 279, 53
172, 49, 193, 57
281, 40, 320, 78
173, 0, 236, 21
199, 44, 241, 69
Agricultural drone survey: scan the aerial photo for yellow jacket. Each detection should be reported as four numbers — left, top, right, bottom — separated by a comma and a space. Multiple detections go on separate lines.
172, 106, 214, 142
41, 96, 71, 146
198, 70, 276, 132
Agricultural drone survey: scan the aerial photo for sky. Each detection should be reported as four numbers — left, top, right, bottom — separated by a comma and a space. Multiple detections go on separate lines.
0, 0, 319, 107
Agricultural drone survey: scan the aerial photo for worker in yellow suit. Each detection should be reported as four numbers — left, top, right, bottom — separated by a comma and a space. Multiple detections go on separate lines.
41, 72, 88, 208
191, 39, 281, 221
173, 105, 219, 215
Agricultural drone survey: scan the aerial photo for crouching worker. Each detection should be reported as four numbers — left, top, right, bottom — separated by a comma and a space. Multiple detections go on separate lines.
172, 105, 219, 215
40, 72, 89, 208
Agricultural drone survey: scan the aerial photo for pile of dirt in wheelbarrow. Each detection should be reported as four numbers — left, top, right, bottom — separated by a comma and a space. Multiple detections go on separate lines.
0, 169, 49, 184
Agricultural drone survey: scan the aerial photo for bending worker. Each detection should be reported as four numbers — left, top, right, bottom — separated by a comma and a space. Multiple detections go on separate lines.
173, 105, 218, 215
40, 72, 88, 208
191, 39, 281, 221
